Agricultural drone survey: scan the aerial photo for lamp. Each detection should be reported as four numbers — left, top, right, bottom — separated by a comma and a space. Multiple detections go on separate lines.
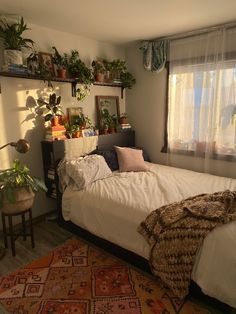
0, 139, 30, 153
0, 138, 30, 259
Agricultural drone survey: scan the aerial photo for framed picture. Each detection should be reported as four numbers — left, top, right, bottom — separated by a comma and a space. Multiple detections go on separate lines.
96, 96, 120, 131
38, 52, 55, 76
67, 107, 83, 124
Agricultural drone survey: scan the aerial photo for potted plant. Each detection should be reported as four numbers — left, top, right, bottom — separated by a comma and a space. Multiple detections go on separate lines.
0, 159, 47, 214
119, 113, 129, 124
92, 60, 106, 82
109, 59, 127, 81
0, 17, 34, 65
38, 93, 63, 126
101, 108, 117, 134
120, 72, 136, 89
71, 124, 81, 138
52, 46, 68, 79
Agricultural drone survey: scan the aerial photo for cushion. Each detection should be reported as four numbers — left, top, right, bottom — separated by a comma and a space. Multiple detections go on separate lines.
115, 146, 148, 172
64, 154, 112, 190
95, 150, 119, 171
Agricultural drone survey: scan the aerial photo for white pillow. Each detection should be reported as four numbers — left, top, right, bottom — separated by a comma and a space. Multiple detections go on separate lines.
65, 154, 112, 190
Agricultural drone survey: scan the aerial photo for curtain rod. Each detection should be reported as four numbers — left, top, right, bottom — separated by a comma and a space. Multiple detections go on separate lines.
153, 20, 236, 42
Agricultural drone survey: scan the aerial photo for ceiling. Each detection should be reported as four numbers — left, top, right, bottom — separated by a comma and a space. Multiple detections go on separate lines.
0, 0, 236, 45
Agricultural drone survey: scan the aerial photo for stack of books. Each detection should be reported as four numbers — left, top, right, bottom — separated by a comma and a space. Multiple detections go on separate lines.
2, 64, 28, 74
45, 125, 66, 141
117, 123, 132, 132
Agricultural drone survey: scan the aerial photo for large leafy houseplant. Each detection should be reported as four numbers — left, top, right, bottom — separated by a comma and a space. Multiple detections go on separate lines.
0, 17, 34, 50
0, 17, 34, 65
0, 159, 47, 210
38, 93, 63, 123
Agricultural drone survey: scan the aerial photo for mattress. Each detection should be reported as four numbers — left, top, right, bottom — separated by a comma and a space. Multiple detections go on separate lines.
62, 162, 236, 307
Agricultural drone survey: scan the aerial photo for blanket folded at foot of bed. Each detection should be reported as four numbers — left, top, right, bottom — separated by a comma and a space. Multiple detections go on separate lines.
138, 190, 236, 299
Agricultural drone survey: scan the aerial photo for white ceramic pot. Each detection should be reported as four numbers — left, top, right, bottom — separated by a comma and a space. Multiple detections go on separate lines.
4, 49, 23, 65
1, 187, 35, 214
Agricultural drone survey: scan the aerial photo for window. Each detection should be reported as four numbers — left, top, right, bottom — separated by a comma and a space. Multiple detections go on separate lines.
167, 60, 236, 158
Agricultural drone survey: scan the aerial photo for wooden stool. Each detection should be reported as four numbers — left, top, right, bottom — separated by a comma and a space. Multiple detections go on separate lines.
1, 208, 34, 256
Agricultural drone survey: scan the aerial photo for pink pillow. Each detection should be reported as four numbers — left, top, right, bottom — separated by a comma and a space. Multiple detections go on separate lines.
115, 146, 148, 172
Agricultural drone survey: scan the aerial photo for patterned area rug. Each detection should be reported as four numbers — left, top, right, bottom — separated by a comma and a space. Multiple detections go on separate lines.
0, 238, 214, 314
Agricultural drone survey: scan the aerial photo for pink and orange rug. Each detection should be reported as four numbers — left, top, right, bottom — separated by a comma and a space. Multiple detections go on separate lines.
0, 238, 214, 313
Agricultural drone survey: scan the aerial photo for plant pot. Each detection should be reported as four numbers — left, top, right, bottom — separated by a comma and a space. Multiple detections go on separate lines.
1, 187, 35, 214
4, 49, 23, 65
72, 131, 82, 138
108, 127, 116, 134
57, 68, 67, 79
119, 117, 128, 124
51, 116, 60, 126
95, 73, 105, 82
103, 129, 109, 135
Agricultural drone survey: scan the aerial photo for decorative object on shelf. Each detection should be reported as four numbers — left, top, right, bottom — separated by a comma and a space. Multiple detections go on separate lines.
96, 95, 120, 134
38, 52, 55, 77
117, 113, 132, 132
109, 58, 127, 81
37, 93, 63, 125
0, 16, 34, 66
44, 125, 66, 141
66, 107, 83, 125
119, 113, 128, 125
52, 46, 67, 79
92, 59, 106, 82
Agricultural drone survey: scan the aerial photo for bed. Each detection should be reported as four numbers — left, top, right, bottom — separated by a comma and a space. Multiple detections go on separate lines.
55, 134, 236, 309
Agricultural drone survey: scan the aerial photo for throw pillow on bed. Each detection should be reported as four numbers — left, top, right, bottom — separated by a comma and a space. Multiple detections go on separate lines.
94, 149, 119, 171
66, 155, 112, 190
115, 146, 148, 172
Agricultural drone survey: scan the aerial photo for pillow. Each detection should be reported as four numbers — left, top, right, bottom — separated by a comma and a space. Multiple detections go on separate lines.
115, 146, 148, 172
65, 154, 112, 190
131, 146, 150, 162
94, 149, 119, 171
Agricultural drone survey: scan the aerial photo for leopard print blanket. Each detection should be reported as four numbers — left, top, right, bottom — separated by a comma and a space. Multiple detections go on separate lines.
138, 190, 236, 299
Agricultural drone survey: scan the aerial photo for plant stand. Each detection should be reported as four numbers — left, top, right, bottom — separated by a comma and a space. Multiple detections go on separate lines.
1, 208, 34, 256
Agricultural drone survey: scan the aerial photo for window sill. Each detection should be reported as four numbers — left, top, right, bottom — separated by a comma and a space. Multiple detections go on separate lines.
163, 149, 236, 162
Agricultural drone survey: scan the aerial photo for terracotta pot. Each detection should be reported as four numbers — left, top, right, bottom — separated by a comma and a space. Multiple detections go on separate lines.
72, 131, 82, 138
95, 73, 105, 82
108, 127, 116, 134
51, 116, 59, 126
1, 187, 35, 214
57, 68, 67, 79
119, 117, 128, 124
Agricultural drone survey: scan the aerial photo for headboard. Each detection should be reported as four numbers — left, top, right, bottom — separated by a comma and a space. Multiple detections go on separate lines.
41, 130, 135, 212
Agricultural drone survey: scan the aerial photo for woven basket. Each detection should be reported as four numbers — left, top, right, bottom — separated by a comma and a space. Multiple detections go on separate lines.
1, 187, 35, 214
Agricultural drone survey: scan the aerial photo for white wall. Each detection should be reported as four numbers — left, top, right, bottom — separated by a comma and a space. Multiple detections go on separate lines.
125, 42, 236, 179
0, 22, 126, 227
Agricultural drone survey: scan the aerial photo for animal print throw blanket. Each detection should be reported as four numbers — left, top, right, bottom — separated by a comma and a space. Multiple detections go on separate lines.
138, 190, 236, 299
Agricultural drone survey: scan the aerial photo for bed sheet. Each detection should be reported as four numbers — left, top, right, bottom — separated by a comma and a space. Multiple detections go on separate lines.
62, 162, 236, 307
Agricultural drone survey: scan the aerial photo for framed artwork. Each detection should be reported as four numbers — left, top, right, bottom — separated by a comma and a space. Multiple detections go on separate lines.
67, 107, 83, 124
96, 96, 120, 131
38, 52, 55, 76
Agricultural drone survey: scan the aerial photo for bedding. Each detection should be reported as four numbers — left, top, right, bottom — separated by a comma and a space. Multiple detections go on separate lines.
61, 162, 236, 307
138, 190, 236, 299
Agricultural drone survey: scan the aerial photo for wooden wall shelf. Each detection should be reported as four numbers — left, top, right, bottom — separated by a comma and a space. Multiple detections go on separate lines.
0, 72, 125, 98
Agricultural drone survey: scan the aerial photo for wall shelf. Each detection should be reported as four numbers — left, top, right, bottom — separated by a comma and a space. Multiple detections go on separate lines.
0, 72, 125, 98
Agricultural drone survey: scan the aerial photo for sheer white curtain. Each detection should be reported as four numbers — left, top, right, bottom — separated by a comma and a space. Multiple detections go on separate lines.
167, 28, 236, 169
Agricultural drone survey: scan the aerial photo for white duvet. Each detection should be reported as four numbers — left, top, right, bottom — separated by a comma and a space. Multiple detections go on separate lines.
62, 162, 236, 308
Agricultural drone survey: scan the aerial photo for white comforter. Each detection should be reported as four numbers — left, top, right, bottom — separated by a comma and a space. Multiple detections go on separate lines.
62, 162, 236, 307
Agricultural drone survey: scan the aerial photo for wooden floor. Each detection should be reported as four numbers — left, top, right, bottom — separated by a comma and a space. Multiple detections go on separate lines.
0, 220, 73, 277
0, 220, 235, 314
